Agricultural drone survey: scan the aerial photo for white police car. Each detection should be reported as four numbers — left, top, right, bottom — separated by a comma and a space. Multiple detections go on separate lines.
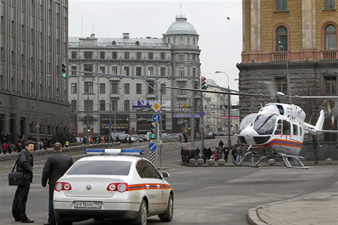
53, 148, 173, 225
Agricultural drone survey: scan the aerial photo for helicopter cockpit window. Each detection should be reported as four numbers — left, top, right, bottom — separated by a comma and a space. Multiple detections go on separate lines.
253, 114, 277, 135
276, 105, 284, 115
282, 120, 291, 135
239, 113, 257, 133
293, 124, 298, 136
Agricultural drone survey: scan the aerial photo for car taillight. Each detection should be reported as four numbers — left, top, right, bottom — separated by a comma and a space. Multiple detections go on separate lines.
55, 182, 72, 191
107, 183, 129, 192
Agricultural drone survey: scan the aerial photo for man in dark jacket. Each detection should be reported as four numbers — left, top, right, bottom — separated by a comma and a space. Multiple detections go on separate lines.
12, 140, 35, 223
41, 142, 73, 225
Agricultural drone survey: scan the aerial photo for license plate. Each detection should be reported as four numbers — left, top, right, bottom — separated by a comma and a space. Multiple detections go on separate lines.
74, 201, 102, 209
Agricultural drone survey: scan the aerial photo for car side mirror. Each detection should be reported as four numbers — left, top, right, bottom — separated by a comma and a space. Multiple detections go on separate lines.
161, 172, 170, 178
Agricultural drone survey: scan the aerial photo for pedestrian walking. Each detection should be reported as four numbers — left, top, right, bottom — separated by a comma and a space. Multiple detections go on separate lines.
41, 142, 73, 225
179, 134, 182, 143
224, 147, 229, 163
12, 140, 35, 223
129, 136, 132, 145
218, 140, 224, 149
202, 147, 208, 163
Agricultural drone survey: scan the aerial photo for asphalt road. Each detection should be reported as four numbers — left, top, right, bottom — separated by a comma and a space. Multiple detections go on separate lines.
0, 138, 337, 225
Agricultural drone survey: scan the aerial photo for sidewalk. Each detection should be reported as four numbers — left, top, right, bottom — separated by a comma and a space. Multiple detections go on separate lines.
248, 182, 338, 225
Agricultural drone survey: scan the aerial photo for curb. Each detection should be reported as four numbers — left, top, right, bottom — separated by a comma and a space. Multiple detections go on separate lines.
248, 207, 267, 225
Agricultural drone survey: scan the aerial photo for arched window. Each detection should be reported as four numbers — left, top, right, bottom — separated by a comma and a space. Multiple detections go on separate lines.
325, 25, 337, 50
276, 26, 288, 51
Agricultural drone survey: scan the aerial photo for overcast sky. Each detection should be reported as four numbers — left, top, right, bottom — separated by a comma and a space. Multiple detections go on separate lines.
69, 0, 242, 97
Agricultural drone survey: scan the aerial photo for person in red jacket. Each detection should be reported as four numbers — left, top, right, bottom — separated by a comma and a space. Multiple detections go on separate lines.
2, 142, 8, 154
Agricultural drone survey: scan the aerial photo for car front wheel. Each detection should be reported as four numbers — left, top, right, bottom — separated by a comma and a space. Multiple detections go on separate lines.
159, 194, 173, 222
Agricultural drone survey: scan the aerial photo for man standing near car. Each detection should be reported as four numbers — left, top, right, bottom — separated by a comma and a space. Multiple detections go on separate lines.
12, 140, 35, 223
42, 142, 73, 225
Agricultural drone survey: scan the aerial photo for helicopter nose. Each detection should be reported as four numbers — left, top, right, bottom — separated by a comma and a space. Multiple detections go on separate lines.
239, 126, 258, 145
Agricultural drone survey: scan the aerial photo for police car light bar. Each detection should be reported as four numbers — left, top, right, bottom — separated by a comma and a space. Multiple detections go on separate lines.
85, 148, 143, 155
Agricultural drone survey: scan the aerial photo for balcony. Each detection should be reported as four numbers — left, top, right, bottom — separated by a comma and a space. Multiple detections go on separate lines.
272, 51, 288, 61
321, 50, 338, 60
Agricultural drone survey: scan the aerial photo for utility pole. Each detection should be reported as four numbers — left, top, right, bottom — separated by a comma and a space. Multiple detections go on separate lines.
108, 102, 112, 143
36, 82, 40, 150
159, 83, 163, 167
86, 94, 90, 144
190, 80, 195, 150
200, 90, 204, 158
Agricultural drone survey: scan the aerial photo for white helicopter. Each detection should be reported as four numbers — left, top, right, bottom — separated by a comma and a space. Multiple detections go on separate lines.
166, 87, 338, 169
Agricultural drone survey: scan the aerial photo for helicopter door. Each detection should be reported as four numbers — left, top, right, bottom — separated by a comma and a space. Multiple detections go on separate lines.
274, 119, 282, 135
292, 124, 298, 136
282, 120, 291, 139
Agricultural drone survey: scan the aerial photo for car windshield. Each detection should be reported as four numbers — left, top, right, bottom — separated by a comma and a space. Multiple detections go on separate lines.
66, 160, 132, 176
239, 113, 257, 133
253, 114, 277, 135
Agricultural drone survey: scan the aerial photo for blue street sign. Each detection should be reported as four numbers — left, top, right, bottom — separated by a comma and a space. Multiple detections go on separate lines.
108, 122, 112, 127
148, 142, 157, 152
152, 113, 160, 122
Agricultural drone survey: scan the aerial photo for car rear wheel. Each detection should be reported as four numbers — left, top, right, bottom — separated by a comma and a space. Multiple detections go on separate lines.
134, 199, 148, 225
159, 194, 174, 222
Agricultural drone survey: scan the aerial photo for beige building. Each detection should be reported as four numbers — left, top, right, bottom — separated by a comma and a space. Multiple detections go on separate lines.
238, 0, 338, 158
68, 16, 202, 137
0, 0, 70, 142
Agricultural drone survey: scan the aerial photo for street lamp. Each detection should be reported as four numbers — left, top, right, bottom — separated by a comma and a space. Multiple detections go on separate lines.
278, 41, 292, 103
215, 71, 232, 150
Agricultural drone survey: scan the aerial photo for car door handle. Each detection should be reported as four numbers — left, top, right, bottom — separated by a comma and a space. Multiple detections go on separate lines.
157, 185, 160, 189
145, 185, 150, 189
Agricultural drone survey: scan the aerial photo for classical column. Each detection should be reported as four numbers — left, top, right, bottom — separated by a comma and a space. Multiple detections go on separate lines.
302, 0, 316, 49
250, 0, 261, 51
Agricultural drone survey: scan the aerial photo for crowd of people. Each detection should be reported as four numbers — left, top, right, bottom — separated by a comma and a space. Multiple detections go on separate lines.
180, 140, 243, 164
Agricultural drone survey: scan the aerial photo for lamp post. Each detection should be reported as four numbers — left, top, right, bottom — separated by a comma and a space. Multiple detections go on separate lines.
215, 71, 231, 150
278, 41, 292, 103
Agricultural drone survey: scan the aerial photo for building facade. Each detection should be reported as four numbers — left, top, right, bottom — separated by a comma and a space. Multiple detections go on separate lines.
0, 0, 70, 142
68, 16, 201, 137
238, 0, 338, 158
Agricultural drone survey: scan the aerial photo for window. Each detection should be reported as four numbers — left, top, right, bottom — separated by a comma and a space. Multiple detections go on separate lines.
161, 83, 166, 94
293, 124, 298, 135
112, 51, 117, 59
112, 66, 117, 75
100, 83, 105, 94
100, 66, 105, 73
124, 66, 130, 75
124, 83, 130, 94
136, 67, 142, 76
325, 25, 337, 50
282, 120, 291, 135
161, 52, 165, 60
67, 161, 131, 176
274, 120, 282, 135
276, 0, 287, 11
84, 82, 93, 94
148, 67, 154, 77
110, 81, 119, 94
111, 99, 118, 111
275, 77, 288, 94
276, 26, 288, 51
84, 64, 93, 75
71, 100, 77, 111
124, 52, 129, 59
325, 77, 337, 95
71, 66, 76, 75
160, 67, 166, 77
148, 52, 153, 60
71, 51, 76, 59
124, 100, 130, 111
136, 83, 142, 94
84, 51, 93, 59
136, 52, 141, 60
148, 81, 155, 94
325, 0, 335, 9
84, 100, 93, 111
192, 68, 197, 77
100, 100, 105, 111
71, 83, 77, 94
179, 67, 184, 77
100, 51, 105, 59
177, 81, 186, 95
136, 160, 161, 179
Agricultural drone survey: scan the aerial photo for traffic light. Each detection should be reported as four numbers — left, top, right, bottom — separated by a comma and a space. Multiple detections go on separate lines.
201, 76, 208, 89
61, 63, 67, 78
150, 122, 155, 139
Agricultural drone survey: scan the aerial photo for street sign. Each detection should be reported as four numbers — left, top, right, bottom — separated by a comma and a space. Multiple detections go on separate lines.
152, 113, 160, 122
108, 122, 112, 127
200, 111, 205, 117
152, 101, 161, 112
0, 100, 4, 106
148, 142, 157, 152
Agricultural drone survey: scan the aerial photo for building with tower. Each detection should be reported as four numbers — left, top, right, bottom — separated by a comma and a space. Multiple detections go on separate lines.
238, 0, 337, 156
68, 15, 201, 137
0, 0, 70, 143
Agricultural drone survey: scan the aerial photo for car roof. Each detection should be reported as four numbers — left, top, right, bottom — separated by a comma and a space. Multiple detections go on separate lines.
78, 155, 144, 163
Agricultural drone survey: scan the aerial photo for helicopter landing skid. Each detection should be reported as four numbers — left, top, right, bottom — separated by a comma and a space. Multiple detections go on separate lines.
279, 153, 308, 169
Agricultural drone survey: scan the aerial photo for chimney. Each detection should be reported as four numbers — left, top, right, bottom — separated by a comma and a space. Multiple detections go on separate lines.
123, 33, 129, 39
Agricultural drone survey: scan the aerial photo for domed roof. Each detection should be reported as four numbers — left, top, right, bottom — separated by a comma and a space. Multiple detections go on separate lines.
165, 16, 198, 36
